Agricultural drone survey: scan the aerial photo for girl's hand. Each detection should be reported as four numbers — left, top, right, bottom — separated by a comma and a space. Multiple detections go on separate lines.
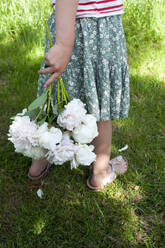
38, 43, 72, 88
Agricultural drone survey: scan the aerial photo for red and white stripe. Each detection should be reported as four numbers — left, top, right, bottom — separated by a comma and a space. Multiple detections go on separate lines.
52, 0, 124, 18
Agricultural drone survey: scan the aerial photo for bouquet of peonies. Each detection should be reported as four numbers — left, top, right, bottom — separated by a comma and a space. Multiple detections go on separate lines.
8, 96, 98, 169
8, 25, 98, 169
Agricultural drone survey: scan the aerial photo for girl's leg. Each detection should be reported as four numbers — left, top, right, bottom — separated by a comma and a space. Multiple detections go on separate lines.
29, 158, 48, 177
90, 120, 113, 187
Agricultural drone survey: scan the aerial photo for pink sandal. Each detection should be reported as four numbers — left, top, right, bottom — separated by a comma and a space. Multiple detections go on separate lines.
28, 163, 52, 180
110, 155, 128, 175
87, 156, 128, 191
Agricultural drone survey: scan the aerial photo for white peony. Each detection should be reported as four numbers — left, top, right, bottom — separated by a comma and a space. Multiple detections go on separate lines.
57, 99, 87, 131
8, 100, 98, 166
72, 114, 98, 144
70, 156, 79, 169
46, 132, 75, 165
23, 145, 46, 160
36, 122, 48, 136
8, 115, 47, 159
39, 126, 62, 151
71, 144, 96, 168
8, 115, 39, 149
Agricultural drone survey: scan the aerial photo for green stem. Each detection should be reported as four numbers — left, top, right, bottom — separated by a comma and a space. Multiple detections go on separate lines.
47, 84, 52, 125
57, 78, 61, 105
46, 24, 70, 109
60, 77, 70, 102
46, 22, 53, 47
60, 79, 65, 104
34, 102, 46, 123
60, 80, 68, 105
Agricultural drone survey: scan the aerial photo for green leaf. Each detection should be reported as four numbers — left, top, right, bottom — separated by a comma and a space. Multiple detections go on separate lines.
24, 108, 40, 119
38, 110, 47, 119
49, 115, 56, 124
38, 116, 47, 125
10, 108, 40, 120
28, 89, 48, 111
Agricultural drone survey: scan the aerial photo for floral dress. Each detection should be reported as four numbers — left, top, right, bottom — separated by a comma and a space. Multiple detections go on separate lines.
37, 11, 130, 121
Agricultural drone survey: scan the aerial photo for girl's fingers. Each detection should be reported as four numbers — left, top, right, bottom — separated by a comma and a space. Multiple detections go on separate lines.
44, 72, 61, 88
38, 66, 55, 74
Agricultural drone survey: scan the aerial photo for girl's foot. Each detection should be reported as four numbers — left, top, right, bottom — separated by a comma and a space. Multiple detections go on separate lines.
87, 156, 128, 191
28, 158, 51, 180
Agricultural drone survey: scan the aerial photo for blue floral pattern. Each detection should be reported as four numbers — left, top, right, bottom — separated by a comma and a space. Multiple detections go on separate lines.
38, 12, 130, 121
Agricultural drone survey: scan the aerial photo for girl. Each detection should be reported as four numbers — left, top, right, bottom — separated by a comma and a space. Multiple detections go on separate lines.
28, 0, 129, 191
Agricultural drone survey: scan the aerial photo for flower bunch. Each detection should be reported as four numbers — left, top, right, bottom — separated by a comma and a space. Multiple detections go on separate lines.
8, 24, 98, 169
8, 96, 98, 168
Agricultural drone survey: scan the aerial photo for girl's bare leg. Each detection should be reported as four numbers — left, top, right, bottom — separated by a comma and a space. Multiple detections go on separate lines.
90, 120, 113, 187
29, 158, 48, 177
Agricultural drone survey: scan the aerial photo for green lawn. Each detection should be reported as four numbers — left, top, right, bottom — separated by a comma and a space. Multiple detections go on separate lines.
0, 0, 165, 247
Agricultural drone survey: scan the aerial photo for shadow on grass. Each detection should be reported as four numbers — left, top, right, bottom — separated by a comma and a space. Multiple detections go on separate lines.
0, 73, 165, 247
0, 157, 141, 248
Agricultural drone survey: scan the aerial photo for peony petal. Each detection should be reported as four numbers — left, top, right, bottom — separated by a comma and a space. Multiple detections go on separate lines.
118, 144, 128, 152
37, 189, 43, 199
71, 157, 79, 169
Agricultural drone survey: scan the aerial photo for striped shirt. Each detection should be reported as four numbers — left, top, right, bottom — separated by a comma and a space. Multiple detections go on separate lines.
52, 0, 124, 18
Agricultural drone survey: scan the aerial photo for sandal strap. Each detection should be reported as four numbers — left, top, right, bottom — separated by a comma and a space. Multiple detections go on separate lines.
87, 169, 117, 191
28, 163, 52, 180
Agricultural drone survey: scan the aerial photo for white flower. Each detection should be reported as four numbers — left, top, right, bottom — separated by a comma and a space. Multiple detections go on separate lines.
8, 115, 47, 159
70, 156, 79, 169
23, 145, 46, 160
36, 122, 48, 136
71, 144, 96, 168
39, 127, 62, 151
46, 132, 75, 165
8, 115, 38, 148
72, 114, 98, 144
57, 99, 87, 131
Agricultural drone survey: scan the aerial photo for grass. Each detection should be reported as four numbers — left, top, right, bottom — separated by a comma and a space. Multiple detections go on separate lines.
0, 0, 165, 247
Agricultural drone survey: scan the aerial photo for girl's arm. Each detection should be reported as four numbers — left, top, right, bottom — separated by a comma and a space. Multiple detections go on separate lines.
56, 0, 78, 48
38, 0, 78, 88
